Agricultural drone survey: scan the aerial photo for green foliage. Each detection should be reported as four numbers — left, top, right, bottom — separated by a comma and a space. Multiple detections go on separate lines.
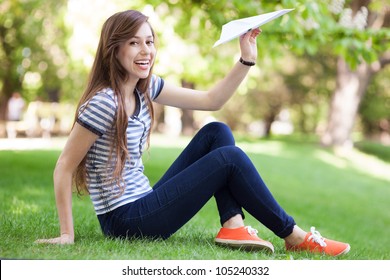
1, 0, 389, 138
359, 67, 390, 135
282, 53, 336, 134
0, 0, 71, 104
146, 0, 389, 138
150, 0, 389, 70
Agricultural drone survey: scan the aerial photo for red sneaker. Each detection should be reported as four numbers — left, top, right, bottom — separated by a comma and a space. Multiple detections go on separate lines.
215, 226, 274, 253
285, 227, 350, 256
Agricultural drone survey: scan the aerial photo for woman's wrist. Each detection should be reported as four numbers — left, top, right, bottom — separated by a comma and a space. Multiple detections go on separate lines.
61, 231, 74, 239
239, 57, 256, 66
60, 233, 74, 243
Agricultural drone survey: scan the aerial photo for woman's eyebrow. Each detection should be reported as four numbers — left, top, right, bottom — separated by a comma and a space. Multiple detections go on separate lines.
131, 35, 154, 39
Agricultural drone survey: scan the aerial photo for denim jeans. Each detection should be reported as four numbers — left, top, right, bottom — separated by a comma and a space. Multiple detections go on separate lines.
97, 122, 295, 239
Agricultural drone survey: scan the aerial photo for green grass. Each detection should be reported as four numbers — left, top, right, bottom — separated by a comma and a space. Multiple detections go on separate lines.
1, 135, 390, 260
355, 140, 390, 163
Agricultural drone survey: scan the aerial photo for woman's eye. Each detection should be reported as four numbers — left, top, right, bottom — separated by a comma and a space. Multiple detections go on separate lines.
128, 40, 154, 46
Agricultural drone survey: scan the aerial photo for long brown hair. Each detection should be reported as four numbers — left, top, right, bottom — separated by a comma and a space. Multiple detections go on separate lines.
73, 10, 156, 195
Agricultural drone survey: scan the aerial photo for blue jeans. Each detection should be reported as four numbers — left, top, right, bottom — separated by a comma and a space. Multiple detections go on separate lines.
97, 122, 295, 239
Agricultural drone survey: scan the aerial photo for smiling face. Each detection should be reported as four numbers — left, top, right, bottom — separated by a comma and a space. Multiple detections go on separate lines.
116, 22, 156, 84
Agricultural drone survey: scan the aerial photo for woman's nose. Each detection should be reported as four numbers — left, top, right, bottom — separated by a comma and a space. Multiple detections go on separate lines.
140, 43, 151, 54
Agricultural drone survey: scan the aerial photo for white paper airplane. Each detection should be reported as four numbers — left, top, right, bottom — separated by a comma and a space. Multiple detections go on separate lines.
213, 9, 294, 48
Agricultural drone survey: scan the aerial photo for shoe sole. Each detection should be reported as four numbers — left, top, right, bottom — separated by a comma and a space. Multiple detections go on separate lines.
286, 243, 351, 257
215, 238, 274, 253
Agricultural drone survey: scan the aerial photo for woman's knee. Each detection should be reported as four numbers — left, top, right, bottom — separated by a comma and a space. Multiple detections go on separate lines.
203, 121, 229, 131
202, 122, 233, 138
218, 146, 247, 162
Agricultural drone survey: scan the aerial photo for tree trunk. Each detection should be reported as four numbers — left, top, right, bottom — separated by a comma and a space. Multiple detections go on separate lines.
321, 57, 373, 148
152, 103, 165, 133
180, 80, 196, 136
181, 109, 195, 136
263, 110, 278, 137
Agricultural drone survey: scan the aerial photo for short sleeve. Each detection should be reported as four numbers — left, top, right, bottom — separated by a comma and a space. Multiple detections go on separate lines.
149, 75, 164, 100
76, 91, 117, 136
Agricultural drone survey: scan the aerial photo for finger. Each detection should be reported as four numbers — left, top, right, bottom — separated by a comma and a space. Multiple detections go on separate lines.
35, 238, 59, 244
35, 239, 52, 244
240, 29, 261, 43
251, 28, 262, 38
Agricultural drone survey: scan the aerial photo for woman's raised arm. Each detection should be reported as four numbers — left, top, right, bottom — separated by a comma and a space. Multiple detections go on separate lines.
154, 28, 261, 111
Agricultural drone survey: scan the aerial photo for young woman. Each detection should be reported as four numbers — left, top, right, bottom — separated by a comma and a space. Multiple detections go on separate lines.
36, 10, 350, 256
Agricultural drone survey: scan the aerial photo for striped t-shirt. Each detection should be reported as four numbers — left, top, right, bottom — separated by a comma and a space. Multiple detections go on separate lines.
77, 75, 164, 215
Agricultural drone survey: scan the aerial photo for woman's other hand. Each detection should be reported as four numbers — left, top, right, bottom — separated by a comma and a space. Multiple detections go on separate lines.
35, 233, 74, 245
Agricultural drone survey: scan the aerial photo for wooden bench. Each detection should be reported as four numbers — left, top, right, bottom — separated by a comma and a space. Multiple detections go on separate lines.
5, 101, 75, 138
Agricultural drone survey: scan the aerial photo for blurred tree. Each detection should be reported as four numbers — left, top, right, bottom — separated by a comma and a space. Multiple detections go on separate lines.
147, 0, 389, 147
180, 80, 197, 135
359, 66, 390, 143
283, 53, 336, 135
320, 0, 390, 149
0, 0, 69, 120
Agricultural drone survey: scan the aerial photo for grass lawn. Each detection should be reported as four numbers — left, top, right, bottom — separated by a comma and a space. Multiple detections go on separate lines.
1, 134, 389, 260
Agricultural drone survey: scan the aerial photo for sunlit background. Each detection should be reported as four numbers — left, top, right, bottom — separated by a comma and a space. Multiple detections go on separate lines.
1, 0, 389, 151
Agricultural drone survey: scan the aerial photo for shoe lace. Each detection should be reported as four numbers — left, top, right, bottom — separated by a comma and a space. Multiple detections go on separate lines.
245, 226, 258, 236
308, 226, 327, 247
